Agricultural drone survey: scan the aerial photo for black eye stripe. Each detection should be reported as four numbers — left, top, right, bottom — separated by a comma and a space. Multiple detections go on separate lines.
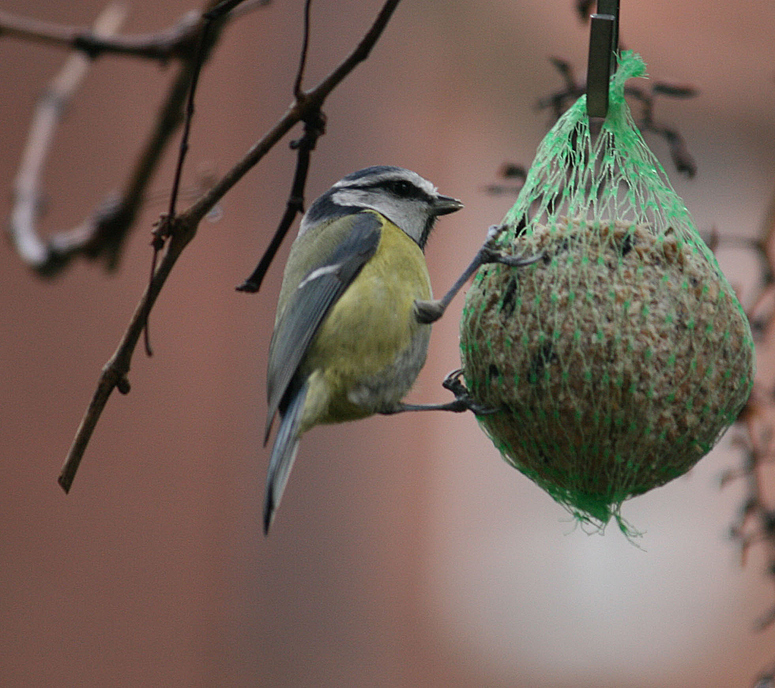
354, 179, 431, 202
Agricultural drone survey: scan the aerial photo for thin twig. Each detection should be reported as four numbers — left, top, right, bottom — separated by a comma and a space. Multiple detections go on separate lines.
236, 113, 326, 293
293, 0, 313, 98
237, 0, 322, 293
0, 7, 204, 62
144, 2, 225, 355
58, 0, 403, 493
204, 0, 246, 20
167, 19, 213, 221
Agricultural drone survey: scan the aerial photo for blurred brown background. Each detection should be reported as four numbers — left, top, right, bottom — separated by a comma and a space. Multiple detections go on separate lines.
1, 1, 774, 686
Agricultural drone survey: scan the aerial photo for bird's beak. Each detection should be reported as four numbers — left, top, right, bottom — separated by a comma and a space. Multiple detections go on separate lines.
432, 194, 464, 216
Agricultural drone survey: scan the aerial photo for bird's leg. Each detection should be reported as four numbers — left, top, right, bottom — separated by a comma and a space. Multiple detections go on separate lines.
380, 369, 498, 416
414, 224, 541, 325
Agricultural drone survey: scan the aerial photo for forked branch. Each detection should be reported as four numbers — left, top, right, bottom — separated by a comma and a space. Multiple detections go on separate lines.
57, 0, 403, 493
6, 0, 262, 276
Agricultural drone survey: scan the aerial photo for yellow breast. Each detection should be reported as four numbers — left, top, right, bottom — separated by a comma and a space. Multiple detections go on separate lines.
302, 219, 432, 424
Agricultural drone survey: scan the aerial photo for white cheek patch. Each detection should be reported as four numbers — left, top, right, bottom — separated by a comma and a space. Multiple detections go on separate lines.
330, 184, 427, 244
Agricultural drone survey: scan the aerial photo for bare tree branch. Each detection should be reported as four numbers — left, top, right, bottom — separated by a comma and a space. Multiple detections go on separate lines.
0, 1, 269, 59
8, 3, 128, 271
6, 0, 244, 276
183, 0, 402, 229
715, 165, 775, 687
0, 6, 203, 62
58, 0, 403, 493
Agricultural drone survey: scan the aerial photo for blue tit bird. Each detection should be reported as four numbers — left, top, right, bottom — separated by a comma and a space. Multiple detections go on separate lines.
263, 165, 463, 533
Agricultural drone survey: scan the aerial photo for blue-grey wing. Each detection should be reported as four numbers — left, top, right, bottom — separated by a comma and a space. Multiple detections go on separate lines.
265, 212, 382, 441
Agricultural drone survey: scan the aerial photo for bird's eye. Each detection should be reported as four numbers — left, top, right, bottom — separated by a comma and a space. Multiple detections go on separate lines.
388, 180, 414, 197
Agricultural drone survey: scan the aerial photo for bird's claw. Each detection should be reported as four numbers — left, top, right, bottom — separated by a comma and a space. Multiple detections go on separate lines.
480, 224, 543, 268
480, 245, 542, 268
442, 369, 499, 415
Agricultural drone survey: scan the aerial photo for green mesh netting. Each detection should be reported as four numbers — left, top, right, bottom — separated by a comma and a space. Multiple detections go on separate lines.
460, 52, 755, 533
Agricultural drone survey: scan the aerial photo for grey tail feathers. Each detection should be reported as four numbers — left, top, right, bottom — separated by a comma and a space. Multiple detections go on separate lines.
263, 381, 308, 535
